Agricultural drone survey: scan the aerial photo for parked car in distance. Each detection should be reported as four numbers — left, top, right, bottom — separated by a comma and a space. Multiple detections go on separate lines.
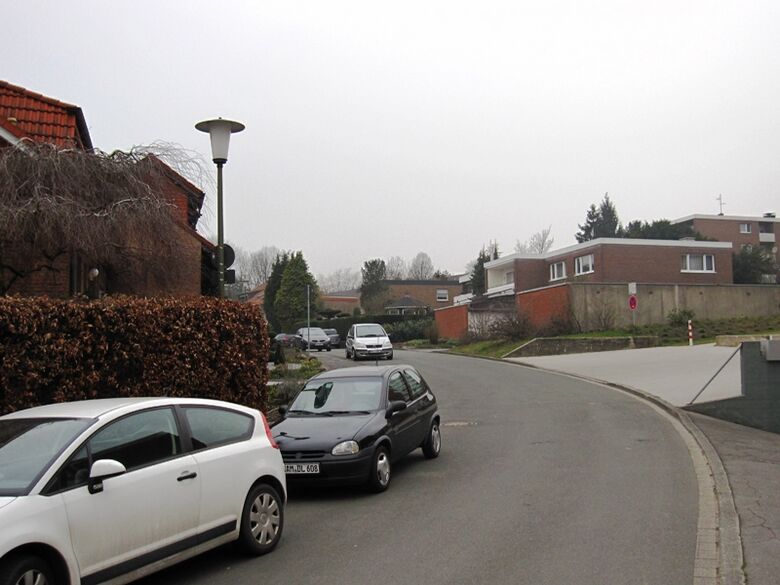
296, 327, 332, 351
0, 397, 286, 585
274, 333, 301, 347
345, 323, 393, 360
323, 328, 341, 348
274, 365, 440, 492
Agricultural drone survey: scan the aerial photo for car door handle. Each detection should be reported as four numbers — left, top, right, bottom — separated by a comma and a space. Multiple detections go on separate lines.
177, 471, 197, 482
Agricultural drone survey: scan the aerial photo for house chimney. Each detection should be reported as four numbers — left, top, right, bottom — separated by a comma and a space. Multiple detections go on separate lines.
764, 212, 776, 218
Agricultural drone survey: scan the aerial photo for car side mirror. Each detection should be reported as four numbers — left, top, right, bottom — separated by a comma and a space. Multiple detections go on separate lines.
278, 405, 289, 417
88, 459, 127, 494
386, 400, 407, 418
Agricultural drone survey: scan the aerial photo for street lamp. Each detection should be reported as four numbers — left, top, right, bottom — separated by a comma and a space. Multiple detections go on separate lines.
195, 117, 245, 298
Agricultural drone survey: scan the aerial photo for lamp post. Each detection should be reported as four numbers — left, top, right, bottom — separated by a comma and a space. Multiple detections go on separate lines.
195, 117, 245, 298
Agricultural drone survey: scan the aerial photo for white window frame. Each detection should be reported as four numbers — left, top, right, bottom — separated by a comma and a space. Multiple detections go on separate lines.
436, 289, 449, 302
739, 223, 752, 234
505, 271, 514, 285
549, 261, 566, 281
680, 253, 716, 273
574, 254, 595, 276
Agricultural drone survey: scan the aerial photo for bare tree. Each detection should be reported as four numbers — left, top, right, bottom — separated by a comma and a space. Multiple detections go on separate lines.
408, 252, 434, 280
245, 246, 279, 286
0, 141, 205, 295
317, 267, 361, 293
514, 226, 554, 255
386, 256, 407, 279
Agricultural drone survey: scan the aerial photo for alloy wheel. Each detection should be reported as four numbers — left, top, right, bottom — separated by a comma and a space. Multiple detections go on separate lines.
431, 423, 441, 454
376, 451, 390, 486
16, 570, 47, 585
249, 491, 281, 545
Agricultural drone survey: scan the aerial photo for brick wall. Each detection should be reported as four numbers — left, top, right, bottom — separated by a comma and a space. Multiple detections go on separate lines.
517, 284, 570, 331
691, 218, 766, 248
513, 258, 548, 293
435, 304, 469, 340
3, 243, 71, 297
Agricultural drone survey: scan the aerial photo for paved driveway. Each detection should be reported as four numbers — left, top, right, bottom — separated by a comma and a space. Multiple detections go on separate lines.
508, 344, 742, 406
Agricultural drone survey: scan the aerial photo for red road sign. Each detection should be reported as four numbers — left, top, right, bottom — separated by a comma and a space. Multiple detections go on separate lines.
628, 295, 638, 311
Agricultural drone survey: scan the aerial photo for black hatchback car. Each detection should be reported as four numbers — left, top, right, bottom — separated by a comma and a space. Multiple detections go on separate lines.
273, 365, 440, 492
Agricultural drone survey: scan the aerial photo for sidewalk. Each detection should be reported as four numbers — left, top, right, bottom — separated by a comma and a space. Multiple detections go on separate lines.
508, 344, 777, 584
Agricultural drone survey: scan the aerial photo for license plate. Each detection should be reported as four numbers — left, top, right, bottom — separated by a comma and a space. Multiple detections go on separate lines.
285, 463, 320, 474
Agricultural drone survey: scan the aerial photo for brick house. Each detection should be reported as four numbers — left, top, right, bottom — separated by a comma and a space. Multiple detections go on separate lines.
484, 238, 734, 298
381, 279, 462, 312
0, 80, 216, 297
671, 213, 779, 282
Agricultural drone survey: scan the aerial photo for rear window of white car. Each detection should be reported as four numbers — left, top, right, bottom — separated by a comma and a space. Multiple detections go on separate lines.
183, 407, 254, 450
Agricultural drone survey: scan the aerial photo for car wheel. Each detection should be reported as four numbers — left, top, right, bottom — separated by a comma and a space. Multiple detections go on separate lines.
422, 420, 441, 459
386, 351, 393, 360
367, 445, 391, 493
0, 554, 54, 585
238, 483, 284, 556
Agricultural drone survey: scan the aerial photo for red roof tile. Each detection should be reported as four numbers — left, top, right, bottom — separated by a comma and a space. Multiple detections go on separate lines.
0, 80, 92, 149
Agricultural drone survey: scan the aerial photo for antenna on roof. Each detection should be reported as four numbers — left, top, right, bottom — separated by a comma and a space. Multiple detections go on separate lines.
716, 194, 726, 216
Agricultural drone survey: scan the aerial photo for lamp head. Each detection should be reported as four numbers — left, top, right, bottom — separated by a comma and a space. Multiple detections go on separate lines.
195, 117, 245, 164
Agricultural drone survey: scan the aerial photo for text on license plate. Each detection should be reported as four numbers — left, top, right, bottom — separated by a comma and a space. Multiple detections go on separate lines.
285, 463, 320, 474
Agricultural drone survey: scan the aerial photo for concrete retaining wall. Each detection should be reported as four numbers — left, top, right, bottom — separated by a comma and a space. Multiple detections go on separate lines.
569, 283, 780, 332
686, 342, 780, 434
504, 336, 659, 358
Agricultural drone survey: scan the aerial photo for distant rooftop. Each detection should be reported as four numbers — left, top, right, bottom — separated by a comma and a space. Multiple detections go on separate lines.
671, 213, 779, 224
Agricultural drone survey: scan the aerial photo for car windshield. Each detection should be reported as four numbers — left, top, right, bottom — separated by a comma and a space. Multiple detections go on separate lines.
0, 418, 93, 496
289, 377, 383, 414
300, 328, 326, 336
355, 325, 386, 338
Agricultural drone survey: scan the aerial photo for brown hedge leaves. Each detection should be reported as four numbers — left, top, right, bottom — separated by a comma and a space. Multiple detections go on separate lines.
0, 296, 269, 415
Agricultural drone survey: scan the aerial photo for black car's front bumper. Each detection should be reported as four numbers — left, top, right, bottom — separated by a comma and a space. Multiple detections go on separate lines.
281, 450, 373, 486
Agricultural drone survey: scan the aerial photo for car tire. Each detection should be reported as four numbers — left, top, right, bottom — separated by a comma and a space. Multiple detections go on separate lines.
422, 420, 442, 459
0, 554, 54, 585
386, 351, 393, 360
367, 445, 391, 493
238, 483, 284, 556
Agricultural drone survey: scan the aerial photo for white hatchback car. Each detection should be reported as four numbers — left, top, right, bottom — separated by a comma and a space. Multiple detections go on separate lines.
0, 397, 286, 585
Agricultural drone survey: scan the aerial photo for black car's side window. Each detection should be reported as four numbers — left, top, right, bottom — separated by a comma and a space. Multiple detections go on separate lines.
403, 369, 426, 401
182, 407, 254, 450
388, 372, 412, 403
89, 408, 181, 471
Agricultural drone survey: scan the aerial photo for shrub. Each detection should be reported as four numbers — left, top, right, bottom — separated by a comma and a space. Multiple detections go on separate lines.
667, 308, 695, 327
0, 295, 269, 415
489, 311, 533, 341
384, 318, 434, 342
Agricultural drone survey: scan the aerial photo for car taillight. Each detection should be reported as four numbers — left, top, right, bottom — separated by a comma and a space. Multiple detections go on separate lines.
261, 412, 279, 449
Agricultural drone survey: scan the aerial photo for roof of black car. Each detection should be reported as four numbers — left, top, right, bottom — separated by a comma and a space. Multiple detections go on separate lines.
313, 365, 410, 380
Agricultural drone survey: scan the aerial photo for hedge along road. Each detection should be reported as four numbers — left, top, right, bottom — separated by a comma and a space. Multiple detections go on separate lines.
139, 349, 697, 585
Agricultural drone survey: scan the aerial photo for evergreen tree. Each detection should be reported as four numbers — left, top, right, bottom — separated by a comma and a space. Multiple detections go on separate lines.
470, 248, 492, 296
273, 252, 317, 331
596, 194, 621, 238
360, 259, 388, 314
575, 194, 621, 242
575, 204, 600, 243
263, 251, 289, 332
733, 247, 776, 284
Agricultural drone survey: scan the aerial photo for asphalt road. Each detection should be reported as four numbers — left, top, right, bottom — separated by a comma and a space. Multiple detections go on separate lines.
139, 349, 697, 585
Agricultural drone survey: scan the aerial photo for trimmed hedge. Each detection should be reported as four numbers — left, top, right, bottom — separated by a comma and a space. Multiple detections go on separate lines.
0, 296, 269, 415
292, 313, 424, 339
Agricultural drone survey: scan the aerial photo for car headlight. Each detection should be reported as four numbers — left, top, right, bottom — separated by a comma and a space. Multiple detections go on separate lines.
332, 440, 359, 455
354, 342, 366, 349
383, 342, 392, 348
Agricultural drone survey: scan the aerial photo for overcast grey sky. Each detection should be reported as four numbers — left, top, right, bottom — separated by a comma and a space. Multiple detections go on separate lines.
4, 1, 779, 276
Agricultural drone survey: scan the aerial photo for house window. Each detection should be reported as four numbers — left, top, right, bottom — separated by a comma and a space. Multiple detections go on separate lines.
549, 261, 566, 281
436, 289, 449, 302
739, 223, 752, 234
574, 254, 595, 276
681, 254, 715, 273
505, 271, 514, 284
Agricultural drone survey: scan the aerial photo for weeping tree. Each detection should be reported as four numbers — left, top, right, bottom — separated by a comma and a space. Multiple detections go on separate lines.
0, 141, 207, 295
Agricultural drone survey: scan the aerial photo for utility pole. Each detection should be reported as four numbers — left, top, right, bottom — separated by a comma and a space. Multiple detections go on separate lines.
306, 284, 311, 357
